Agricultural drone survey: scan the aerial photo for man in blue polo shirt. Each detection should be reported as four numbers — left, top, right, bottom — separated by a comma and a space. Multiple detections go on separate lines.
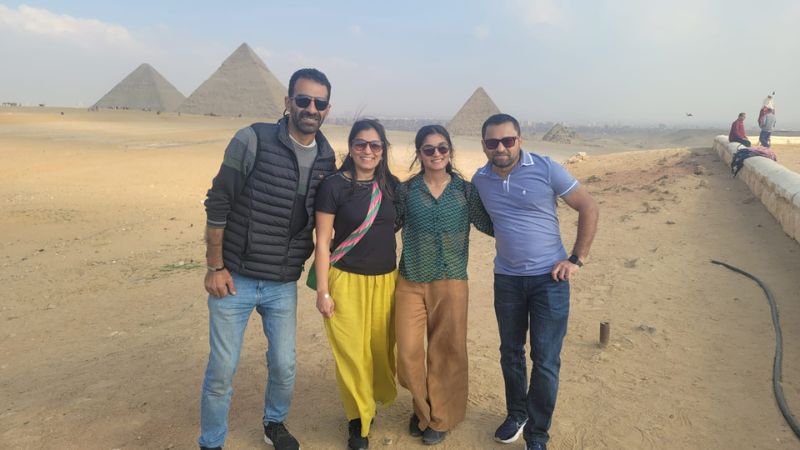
472, 113, 599, 450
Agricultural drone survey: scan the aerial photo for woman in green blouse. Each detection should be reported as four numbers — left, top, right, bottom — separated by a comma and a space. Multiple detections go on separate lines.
395, 124, 493, 445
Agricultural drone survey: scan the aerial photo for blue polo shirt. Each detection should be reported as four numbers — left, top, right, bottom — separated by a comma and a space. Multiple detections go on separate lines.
472, 150, 578, 276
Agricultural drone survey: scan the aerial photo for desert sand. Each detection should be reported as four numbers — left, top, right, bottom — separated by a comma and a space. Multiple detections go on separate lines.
772, 144, 800, 173
1, 108, 798, 450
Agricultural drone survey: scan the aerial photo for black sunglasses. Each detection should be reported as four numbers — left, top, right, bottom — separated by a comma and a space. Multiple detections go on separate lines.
483, 136, 518, 150
352, 139, 384, 152
292, 95, 329, 110
420, 144, 450, 157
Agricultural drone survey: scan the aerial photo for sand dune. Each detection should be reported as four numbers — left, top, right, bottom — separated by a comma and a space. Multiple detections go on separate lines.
1, 109, 798, 449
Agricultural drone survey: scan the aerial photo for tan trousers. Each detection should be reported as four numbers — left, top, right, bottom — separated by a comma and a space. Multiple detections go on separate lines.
395, 276, 469, 432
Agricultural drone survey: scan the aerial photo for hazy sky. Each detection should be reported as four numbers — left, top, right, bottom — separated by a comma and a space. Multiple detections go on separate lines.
1, 1, 798, 127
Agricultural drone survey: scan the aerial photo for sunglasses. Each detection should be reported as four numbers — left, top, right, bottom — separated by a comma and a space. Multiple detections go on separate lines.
292, 95, 329, 110
420, 144, 450, 157
352, 139, 384, 153
483, 136, 518, 150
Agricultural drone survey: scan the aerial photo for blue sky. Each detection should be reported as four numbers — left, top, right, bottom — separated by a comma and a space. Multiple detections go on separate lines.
1, 1, 799, 127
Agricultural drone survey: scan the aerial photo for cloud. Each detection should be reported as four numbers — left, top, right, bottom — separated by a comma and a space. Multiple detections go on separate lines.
0, 4, 156, 106
0, 4, 135, 48
606, 2, 718, 46
510, 0, 564, 26
473, 24, 490, 40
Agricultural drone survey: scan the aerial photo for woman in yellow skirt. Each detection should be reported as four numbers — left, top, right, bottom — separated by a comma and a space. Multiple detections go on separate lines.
313, 119, 400, 450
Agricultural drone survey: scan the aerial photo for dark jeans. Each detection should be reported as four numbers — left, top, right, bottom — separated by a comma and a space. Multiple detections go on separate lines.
759, 130, 771, 147
731, 137, 751, 147
494, 273, 570, 445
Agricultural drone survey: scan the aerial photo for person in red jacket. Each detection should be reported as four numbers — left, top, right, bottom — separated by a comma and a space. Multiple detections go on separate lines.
729, 112, 751, 147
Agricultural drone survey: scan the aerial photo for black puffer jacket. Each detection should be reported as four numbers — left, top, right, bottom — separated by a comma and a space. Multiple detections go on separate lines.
222, 119, 337, 281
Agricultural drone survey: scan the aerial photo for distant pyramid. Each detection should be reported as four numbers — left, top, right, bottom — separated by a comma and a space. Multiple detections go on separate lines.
93, 63, 185, 112
542, 123, 579, 143
178, 43, 287, 118
447, 87, 501, 136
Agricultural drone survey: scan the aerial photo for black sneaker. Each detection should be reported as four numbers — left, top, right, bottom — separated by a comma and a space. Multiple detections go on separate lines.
422, 427, 447, 445
347, 419, 369, 450
264, 421, 300, 450
200, 447, 221, 450
408, 414, 423, 437
526, 441, 547, 450
494, 415, 527, 443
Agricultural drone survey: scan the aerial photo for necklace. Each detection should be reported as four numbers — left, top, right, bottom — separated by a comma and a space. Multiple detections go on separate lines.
423, 174, 451, 189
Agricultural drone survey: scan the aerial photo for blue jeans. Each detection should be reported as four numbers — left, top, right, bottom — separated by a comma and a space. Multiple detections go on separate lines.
494, 273, 570, 445
731, 137, 751, 147
759, 130, 771, 147
198, 272, 298, 449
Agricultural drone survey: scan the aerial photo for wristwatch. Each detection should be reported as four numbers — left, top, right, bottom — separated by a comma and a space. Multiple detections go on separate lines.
207, 265, 226, 272
568, 255, 583, 267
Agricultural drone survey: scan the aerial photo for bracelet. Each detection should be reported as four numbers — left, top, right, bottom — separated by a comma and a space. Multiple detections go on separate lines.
207, 265, 225, 272
319, 293, 330, 299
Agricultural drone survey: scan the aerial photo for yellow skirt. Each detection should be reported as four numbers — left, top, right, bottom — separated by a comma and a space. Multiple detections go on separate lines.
325, 266, 398, 437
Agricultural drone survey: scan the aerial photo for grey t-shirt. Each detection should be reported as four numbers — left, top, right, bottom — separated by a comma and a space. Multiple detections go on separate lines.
761, 113, 776, 132
288, 135, 318, 235
290, 135, 317, 195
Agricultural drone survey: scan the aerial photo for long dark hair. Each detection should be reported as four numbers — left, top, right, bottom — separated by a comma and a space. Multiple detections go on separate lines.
340, 118, 397, 199
409, 124, 461, 178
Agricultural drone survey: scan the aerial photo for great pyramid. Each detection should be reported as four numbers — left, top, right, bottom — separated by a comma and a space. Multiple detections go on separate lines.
447, 87, 501, 136
177, 43, 287, 118
93, 63, 185, 112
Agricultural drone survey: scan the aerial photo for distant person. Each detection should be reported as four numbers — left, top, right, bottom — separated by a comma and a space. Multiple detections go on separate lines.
758, 93, 775, 133
472, 114, 599, 450
759, 108, 776, 148
394, 125, 493, 445
313, 119, 400, 450
199, 68, 336, 450
729, 112, 751, 147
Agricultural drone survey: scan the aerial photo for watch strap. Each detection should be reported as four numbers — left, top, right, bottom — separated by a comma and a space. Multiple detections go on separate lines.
568, 255, 583, 267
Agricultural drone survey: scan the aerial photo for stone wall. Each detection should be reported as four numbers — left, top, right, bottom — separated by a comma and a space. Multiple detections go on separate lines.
714, 136, 800, 243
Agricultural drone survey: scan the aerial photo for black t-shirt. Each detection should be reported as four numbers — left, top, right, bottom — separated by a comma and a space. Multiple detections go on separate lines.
314, 172, 397, 275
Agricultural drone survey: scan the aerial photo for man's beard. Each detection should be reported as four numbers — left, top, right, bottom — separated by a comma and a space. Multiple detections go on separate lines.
291, 109, 323, 134
492, 153, 517, 168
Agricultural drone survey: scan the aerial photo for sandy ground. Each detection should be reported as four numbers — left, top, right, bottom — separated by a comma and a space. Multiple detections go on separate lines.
772, 144, 800, 173
1, 108, 799, 450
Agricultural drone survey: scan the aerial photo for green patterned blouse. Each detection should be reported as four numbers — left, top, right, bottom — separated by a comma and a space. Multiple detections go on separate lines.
395, 173, 494, 282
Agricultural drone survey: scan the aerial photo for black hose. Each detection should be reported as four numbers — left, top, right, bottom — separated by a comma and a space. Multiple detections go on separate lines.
711, 259, 800, 439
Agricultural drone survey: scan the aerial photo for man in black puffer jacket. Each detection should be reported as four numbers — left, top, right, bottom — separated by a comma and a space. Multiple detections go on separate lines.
199, 68, 337, 450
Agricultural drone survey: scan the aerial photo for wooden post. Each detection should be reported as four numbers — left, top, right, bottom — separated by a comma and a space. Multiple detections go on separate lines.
599, 321, 610, 347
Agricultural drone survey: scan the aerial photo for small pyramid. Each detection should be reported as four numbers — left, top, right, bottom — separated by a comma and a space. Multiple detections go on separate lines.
177, 43, 287, 118
447, 87, 501, 136
542, 123, 579, 143
93, 63, 185, 112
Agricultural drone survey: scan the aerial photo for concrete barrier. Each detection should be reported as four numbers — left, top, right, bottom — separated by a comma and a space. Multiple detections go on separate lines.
769, 136, 800, 145
714, 135, 800, 243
